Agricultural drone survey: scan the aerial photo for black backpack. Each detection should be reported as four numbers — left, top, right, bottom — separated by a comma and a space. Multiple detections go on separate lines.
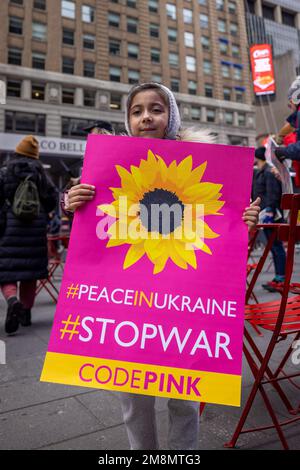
12, 175, 40, 221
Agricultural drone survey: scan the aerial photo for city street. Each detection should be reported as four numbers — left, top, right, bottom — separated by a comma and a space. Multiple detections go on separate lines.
0, 247, 299, 450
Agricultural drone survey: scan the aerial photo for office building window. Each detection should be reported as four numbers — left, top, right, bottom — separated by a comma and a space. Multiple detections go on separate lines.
33, 0, 46, 10
233, 65, 242, 80
216, 0, 224, 10
166, 4, 176, 20
245, 0, 255, 14
62, 117, 94, 138
83, 34, 95, 49
225, 111, 233, 125
228, 135, 248, 146
127, 17, 138, 33
83, 60, 95, 77
150, 23, 159, 38
108, 12, 120, 27
191, 106, 201, 121
188, 80, 197, 95
169, 52, 179, 67
203, 59, 212, 75
5, 111, 45, 135
63, 28, 74, 45
110, 66, 121, 82
32, 22, 47, 41
151, 47, 160, 63
219, 41, 228, 55
282, 10, 295, 27
84, 89, 96, 107
237, 113, 246, 126
152, 74, 162, 82
8, 48, 22, 65
10, 0, 23, 4
218, 19, 226, 33
184, 32, 194, 48
200, 14, 209, 28
61, 0, 75, 19
9, 16, 23, 35
128, 43, 139, 59
110, 93, 122, 110
62, 88, 75, 104
232, 44, 240, 58
205, 83, 213, 97
109, 39, 121, 55
32, 83, 45, 101
127, 0, 136, 7
201, 35, 210, 50
148, 0, 158, 13
223, 87, 231, 101
32, 52, 45, 69
62, 56, 74, 74
186, 56, 196, 72
7, 80, 22, 98
230, 22, 238, 36
168, 28, 177, 42
170, 79, 180, 92
82, 5, 95, 23
221, 63, 230, 78
128, 69, 140, 84
262, 4, 275, 21
183, 9, 193, 24
235, 88, 245, 103
198, 0, 207, 5
206, 109, 215, 122
228, 1, 236, 14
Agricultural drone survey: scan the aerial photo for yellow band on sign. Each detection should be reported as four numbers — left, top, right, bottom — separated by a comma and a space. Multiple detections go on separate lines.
40, 352, 241, 406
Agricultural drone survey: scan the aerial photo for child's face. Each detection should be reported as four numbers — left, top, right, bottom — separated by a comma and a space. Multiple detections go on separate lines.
129, 89, 169, 139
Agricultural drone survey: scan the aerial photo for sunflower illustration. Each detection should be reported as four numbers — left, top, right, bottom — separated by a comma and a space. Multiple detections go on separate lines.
98, 150, 224, 274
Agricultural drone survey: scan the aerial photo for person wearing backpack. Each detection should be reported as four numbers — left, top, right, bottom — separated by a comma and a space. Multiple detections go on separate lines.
0, 135, 58, 334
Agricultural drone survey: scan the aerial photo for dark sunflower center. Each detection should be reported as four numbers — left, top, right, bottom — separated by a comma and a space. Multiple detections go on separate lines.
139, 188, 184, 234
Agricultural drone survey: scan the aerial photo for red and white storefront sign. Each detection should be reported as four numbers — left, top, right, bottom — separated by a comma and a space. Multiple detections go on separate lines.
250, 44, 276, 96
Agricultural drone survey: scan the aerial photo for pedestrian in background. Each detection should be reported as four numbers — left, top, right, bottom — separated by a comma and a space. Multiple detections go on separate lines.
0, 135, 58, 334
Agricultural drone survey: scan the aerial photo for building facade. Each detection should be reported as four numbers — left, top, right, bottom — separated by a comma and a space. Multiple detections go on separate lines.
0, 0, 256, 185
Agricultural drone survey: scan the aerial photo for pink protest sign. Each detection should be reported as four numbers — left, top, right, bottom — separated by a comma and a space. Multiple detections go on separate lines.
41, 135, 253, 405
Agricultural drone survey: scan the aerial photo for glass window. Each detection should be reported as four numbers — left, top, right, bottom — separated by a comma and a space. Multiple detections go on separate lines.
170, 79, 180, 92
205, 83, 213, 97
186, 55, 196, 72
32, 83, 45, 100
62, 117, 94, 138
127, 17, 138, 33
168, 28, 177, 41
200, 14, 208, 28
152, 74, 162, 83
61, 0, 75, 19
191, 106, 201, 121
230, 22, 238, 36
223, 87, 231, 101
166, 4, 176, 20
32, 52, 45, 69
184, 32, 194, 48
83, 61, 95, 77
128, 69, 140, 84
219, 41, 228, 55
188, 80, 197, 95
232, 44, 240, 58
225, 111, 233, 125
198, 0, 207, 5
203, 59, 212, 75
8, 48, 22, 65
262, 4, 275, 21
228, 135, 248, 146
218, 19, 226, 33
233, 66, 242, 80
32, 22, 47, 41
221, 63, 230, 78
282, 10, 295, 27
183, 9, 193, 24
5, 111, 45, 135
148, 0, 158, 13
216, 0, 224, 10
62, 88, 75, 104
62, 56, 74, 74
127, 0, 136, 7
7, 80, 22, 98
83, 34, 95, 49
228, 1, 236, 14
110, 66, 121, 82
169, 52, 179, 67
109, 39, 121, 55
150, 23, 159, 38
82, 5, 95, 22
110, 93, 122, 110
84, 89, 96, 107
235, 88, 245, 103
34, 0, 46, 10
128, 43, 139, 59
10, 0, 23, 4
206, 109, 215, 122
237, 113, 246, 126
9, 16, 23, 35
201, 35, 210, 50
108, 12, 120, 27
63, 28, 74, 45
151, 47, 160, 63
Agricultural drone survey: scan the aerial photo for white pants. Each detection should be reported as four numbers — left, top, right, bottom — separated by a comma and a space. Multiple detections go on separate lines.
118, 392, 200, 450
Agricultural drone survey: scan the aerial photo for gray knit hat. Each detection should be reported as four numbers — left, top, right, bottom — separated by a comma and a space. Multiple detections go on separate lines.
125, 82, 181, 140
288, 76, 300, 104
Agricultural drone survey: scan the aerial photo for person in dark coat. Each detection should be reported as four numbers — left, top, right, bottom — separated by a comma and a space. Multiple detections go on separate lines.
253, 147, 286, 292
0, 135, 58, 334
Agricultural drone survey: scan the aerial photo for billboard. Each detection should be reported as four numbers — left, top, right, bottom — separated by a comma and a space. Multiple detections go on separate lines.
250, 44, 275, 96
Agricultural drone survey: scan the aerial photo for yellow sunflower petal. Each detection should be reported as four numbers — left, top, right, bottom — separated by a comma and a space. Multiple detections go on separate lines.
153, 252, 169, 274
123, 243, 146, 269
193, 239, 212, 255
173, 240, 197, 268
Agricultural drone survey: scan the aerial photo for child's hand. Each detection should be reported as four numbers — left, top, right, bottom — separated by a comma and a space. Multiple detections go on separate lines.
242, 197, 261, 230
67, 184, 95, 211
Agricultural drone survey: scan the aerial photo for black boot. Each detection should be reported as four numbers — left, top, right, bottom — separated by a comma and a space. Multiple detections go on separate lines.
5, 297, 23, 334
20, 308, 31, 327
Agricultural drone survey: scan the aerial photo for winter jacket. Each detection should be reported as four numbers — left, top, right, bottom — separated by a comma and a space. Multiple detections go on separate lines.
0, 156, 58, 283
252, 163, 282, 213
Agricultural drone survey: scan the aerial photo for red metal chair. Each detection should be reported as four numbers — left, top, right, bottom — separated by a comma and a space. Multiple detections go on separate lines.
225, 193, 300, 450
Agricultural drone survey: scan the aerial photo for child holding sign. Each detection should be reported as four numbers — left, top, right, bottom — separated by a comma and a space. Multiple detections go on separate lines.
65, 82, 260, 450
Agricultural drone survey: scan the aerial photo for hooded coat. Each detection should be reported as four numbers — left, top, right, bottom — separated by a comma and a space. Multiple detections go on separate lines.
0, 156, 58, 283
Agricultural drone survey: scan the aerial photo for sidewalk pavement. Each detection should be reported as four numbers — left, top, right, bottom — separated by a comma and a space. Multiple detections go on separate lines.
0, 249, 299, 450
